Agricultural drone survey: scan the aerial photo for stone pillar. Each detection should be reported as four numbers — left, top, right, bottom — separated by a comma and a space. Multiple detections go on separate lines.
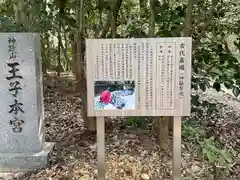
0, 33, 54, 171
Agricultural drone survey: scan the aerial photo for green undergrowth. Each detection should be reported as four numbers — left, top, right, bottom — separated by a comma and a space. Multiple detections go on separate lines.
123, 116, 235, 178
182, 118, 236, 177
122, 116, 235, 177
123, 116, 148, 129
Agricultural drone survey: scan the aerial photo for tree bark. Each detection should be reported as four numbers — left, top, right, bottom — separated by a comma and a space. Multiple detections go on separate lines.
60, 34, 71, 71
57, 17, 61, 76
149, 0, 155, 36
41, 34, 47, 74
74, 0, 96, 131
110, 0, 123, 37
184, 0, 193, 37
13, 0, 29, 31
156, 117, 170, 150
45, 33, 51, 73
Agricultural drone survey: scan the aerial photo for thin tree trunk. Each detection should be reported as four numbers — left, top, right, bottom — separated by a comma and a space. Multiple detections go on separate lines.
41, 34, 47, 74
184, 0, 193, 37
57, 18, 61, 76
45, 33, 51, 72
41, 33, 51, 74
13, 0, 29, 30
110, 10, 117, 38
64, 32, 71, 71
71, 41, 77, 74
75, 0, 96, 131
149, 0, 155, 36
110, 0, 123, 37
60, 37, 71, 71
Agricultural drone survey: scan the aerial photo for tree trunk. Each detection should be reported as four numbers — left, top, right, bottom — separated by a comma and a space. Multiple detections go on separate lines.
41, 34, 48, 74
60, 36, 71, 72
73, 38, 96, 131
64, 32, 71, 71
149, 0, 155, 36
184, 0, 193, 37
156, 117, 170, 150
74, 0, 96, 131
57, 17, 61, 76
109, 0, 123, 37
71, 41, 77, 74
13, 0, 29, 30
45, 33, 51, 73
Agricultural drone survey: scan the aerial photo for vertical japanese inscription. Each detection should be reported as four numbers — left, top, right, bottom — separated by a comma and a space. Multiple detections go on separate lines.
117, 44, 121, 79
100, 44, 104, 78
113, 44, 117, 78
6, 36, 25, 133
156, 42, 175, 110
125, 44, 129, 79
156, 43, 165, 109
166, 44, 175, 109
129, 43, 133, 79
109, 43, 113, 78
105, 44, 109, 78
178, 42, 185, 99
95, 55, 99, 79
141, 42, 145, 109
149, 44, 153, 109
121, 44, 125, 78
145, 43, 149, 108
137, 43, 141, 110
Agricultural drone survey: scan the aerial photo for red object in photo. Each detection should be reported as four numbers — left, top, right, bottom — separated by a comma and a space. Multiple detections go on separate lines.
99, 90, 112, 104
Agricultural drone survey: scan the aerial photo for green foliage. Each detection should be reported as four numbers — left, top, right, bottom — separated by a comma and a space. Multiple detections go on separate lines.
123, 117, 147, 129
1, 1, 239, 178
191, 94, 218, 116
233, 86, 240, 97
182, 121, 235, 176
199, 137, 234, 174
1, 0, 240, 97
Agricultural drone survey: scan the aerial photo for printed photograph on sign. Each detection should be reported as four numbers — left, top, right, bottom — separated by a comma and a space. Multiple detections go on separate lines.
94, 81, 136, 110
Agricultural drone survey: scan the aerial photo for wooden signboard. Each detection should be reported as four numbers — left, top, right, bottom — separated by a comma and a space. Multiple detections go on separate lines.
86, 38, 192, 180
87, 38, 191, 117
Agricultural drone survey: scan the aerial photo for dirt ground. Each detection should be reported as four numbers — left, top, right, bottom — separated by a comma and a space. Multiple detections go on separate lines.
0, 74, 239, 180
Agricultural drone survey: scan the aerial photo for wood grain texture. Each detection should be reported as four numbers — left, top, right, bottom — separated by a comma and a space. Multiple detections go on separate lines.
172, 116, 182, 180
86, 38, 192, 117
97, 117, 105, 180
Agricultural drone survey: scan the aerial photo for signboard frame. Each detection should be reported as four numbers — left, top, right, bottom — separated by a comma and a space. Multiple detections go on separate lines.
86, 38, 192, 117
86, 37, 192, 180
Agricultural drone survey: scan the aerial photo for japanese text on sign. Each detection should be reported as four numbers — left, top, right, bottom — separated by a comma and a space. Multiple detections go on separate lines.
178, 42, 185, 99
6, 36, 25, 133
86, 38, 192, 117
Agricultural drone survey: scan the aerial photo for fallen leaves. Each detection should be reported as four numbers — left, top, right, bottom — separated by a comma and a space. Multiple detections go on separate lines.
0, 74, 239, 180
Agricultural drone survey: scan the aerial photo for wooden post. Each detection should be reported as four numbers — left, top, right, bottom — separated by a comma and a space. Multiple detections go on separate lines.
86, 38, 192, 180
172, 116, 182, 180
97, 117, 105, 180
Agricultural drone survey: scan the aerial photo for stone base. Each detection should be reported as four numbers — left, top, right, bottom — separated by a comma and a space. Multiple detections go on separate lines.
0, 142, 55, 172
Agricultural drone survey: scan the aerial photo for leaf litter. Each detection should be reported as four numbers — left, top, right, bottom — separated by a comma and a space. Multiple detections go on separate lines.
0, 73, 239, 180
